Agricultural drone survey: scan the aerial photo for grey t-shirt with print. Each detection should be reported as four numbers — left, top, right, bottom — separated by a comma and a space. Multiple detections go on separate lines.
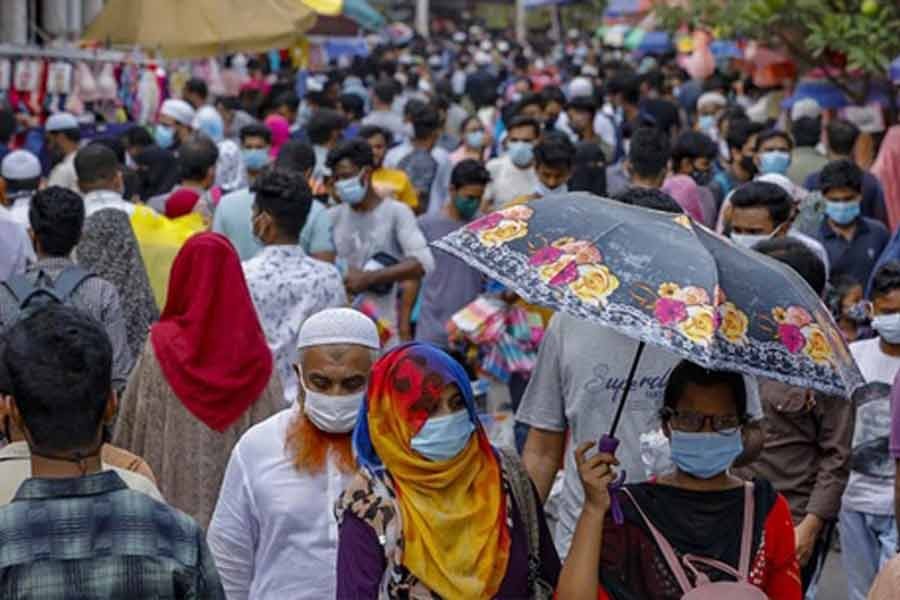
516, 312, 762, 558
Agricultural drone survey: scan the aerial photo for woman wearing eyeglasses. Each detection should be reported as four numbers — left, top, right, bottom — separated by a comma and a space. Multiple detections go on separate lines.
557, 360, 802, 600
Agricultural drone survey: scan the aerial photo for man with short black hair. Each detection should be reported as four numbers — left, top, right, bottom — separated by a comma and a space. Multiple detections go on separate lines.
0, 186, 132, 388
362, 79, 407, 142
669, 130, 719, 224
0, 305, 224, 598
239, 123, 273, 183
805, 119, 888, 226
45, 112, 82, 192
360, 125, 418, 210
729, 180, 830, 275
183, 77, 209, 110
416, 159, 490, 352
339, 93, 365, 139
754, 130, 795, 176
75, 143, 136, 217
123, 125, 154, 164
710, 118, 765, 205
161, 135, 219, 219
307, 108, 347, 183
614, 126, 670, 193
214, 140, 335, 262
327, 139, 434, 345
243, 168, 346, 405
814, 158, 888, 286
788, 108, 828, 186
484, 116, 541, 209
507, 132, 576, 207
385, 103, 452, 215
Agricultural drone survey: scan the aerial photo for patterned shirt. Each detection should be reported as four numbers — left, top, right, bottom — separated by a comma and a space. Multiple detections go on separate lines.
0, 471, 225, 599
243, 245, 347, 405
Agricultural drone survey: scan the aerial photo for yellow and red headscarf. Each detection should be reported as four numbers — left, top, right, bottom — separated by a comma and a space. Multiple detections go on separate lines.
353, 343, 511, 598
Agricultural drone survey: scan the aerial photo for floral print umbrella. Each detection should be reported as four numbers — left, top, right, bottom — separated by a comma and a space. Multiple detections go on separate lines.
433, 193, 863, 398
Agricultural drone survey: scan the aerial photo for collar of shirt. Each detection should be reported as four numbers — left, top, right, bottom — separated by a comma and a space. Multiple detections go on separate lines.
13, 470, 127, 502
256, 243, 309, 263
83, 189, 135, 217
32, 256, 74, 274
820, 215, 870, 241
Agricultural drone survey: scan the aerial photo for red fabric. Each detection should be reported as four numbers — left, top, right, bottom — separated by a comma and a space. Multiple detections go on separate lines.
164, 187, 201, 218
150, 232, 273, 432
597, 490, 801, 600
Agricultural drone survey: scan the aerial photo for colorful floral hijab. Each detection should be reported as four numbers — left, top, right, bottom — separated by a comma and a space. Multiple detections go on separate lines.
353, 343, 511, 599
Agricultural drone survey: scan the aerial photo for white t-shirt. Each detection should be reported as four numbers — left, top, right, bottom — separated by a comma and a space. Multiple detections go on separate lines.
516, 312, 762, 558
483, 154, 539, 210
843, 336, 900, 515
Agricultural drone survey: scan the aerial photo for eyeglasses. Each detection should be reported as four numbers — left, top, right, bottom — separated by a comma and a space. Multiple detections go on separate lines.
662, 408, 743, 433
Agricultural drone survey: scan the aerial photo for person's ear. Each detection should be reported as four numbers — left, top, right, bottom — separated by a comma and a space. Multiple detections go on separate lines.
661, 421, 671, 440
7, 396, 25, 437
103, 390, 118, 425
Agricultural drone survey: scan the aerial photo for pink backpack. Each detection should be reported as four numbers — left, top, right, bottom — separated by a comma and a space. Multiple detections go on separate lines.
622, 483, 768, 599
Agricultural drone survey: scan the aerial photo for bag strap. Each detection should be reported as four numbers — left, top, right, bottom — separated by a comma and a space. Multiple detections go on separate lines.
52, 266, 94, 302
738, 481, 755, 579
496, 447, 542, 593
621, 487, 693, 593
2, 274, 38, 304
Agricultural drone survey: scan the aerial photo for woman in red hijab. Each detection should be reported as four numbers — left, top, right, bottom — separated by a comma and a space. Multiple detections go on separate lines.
115, 232, 283, 528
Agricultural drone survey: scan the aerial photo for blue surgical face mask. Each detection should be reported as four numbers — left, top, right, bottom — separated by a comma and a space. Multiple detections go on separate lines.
508, 141, 534, 168
410, 410, 475, 461
698, 115, 717, 131
872, 312, 900, 344
335, 175, 367, 206
155, 124, 175, 149
242, 148, 270, 171
535, 181, 568, 197
669, 428, 743, 479
825, 199, 860, 226
465, 130, 485, 149
758, 150, 791, 175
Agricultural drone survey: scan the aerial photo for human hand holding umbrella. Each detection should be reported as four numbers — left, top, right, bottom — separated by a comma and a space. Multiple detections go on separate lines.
434, 193, 863, 522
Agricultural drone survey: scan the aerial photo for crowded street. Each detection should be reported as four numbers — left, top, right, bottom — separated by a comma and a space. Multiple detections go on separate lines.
1, 0, 900, 598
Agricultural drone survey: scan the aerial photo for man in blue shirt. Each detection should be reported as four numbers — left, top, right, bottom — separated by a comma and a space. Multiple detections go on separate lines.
213, 140, 335, 262
814, 159, 889, 287
804, 119, 888, 227
0, 305, 224, 599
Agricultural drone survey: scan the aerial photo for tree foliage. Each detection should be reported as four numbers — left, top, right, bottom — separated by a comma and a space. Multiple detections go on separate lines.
655, 0, 900, 100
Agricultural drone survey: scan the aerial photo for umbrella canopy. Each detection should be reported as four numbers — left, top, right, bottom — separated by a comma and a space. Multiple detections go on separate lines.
83, 0, 316, 59
710, 40, 742, 60
434, 194, 863, 398
782, 78, 894, 110
638, 31, 673, 54
604, 0, 652, 18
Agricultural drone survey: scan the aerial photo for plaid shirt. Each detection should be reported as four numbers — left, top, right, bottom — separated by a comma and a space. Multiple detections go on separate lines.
0, 471, 225, 599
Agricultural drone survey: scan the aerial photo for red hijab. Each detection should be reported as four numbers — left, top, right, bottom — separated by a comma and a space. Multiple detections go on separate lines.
150, 232, 273, 431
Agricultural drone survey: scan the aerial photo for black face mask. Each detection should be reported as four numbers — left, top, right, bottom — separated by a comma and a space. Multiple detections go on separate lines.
739, 156, 758, 178
691, 169, 712, 187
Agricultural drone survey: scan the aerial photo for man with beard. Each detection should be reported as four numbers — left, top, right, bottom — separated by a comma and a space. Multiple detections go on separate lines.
208, 308, 380, 599
45, 112, 81, 193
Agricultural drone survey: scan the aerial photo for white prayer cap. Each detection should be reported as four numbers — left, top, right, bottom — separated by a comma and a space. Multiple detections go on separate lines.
298, 308, 380, 350
160, 99, 196, 126
569, 76, 594, 99
696, 92, 727, 111
1, 150, 41, 180
474, 51, 491, 66
45, 112, 79, 132
790, 98, 822, 121
757, 173, 808, 203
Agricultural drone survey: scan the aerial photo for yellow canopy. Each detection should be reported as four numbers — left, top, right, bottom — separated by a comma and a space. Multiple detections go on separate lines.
83, 0, 317, 59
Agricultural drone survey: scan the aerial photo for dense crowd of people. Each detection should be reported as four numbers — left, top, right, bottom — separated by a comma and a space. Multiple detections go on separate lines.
2, 25, 900, 600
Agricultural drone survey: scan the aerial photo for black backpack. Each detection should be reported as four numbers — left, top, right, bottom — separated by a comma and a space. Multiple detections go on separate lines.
2, 266, 95, 318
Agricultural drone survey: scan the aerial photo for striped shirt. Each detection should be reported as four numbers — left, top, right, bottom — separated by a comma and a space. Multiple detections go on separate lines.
0, 471, 225, 599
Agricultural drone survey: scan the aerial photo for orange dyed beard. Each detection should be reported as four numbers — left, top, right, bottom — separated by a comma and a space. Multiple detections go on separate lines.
285, 411, 356, 475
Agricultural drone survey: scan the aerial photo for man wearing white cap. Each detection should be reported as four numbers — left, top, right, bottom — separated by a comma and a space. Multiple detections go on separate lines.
0, 150, 42, 227
208, 307, 379, 600
45, 112, 81, 193
787, 98, 828, 186
155, 99, 196, 151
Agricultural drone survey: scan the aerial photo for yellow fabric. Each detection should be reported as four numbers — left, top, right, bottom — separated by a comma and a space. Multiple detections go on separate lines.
372, 167, 419, 210
130, 206, 206, 307
83, 0, 316, 59
366, 348, 510, 598
300, 0, 341, 14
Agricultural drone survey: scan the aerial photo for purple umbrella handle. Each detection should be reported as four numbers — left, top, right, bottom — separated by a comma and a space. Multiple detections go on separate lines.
598, 434, 626, 525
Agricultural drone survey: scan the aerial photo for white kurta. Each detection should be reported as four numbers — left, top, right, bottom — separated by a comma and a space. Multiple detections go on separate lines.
207, 408, 354, 600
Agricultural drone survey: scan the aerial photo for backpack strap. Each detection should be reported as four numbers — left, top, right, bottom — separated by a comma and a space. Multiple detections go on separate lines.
621, 487, 693, 593
2, 274, 40, 305
51, 266, 94, 303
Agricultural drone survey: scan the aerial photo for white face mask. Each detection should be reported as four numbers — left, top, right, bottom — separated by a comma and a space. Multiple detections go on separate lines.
730, 232, 770, 250
301, 379, 365, 433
